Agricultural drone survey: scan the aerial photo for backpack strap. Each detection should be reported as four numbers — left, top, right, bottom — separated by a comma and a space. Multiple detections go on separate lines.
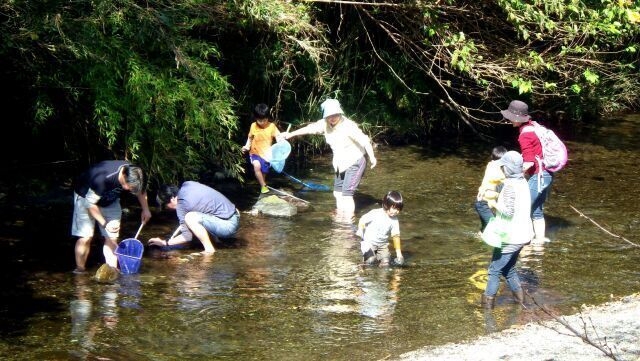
521, 126, 534, 133
534, 156, 544, 193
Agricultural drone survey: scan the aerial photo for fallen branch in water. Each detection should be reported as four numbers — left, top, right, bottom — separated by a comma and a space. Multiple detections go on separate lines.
527, 292, 621, 361
570, 205, 640, 248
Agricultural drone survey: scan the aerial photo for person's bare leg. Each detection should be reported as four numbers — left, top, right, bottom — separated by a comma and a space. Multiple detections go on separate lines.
333, 193, 355, 222
252, 160, 266, 188
103, 237, 118, 268
338, 196, 355, 222
75, 236, 92, 272
185, 212, 216, 254
333, 191, 343, 210
342, 195, 355, 218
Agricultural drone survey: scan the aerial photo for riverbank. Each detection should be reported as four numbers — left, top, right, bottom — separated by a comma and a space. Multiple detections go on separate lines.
394, 293, 640, 361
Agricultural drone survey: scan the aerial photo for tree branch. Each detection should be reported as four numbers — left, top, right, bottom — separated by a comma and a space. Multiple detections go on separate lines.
570, 205, 640, 248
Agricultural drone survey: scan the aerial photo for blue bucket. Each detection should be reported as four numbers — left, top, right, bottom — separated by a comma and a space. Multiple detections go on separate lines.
115, 238, 144, 274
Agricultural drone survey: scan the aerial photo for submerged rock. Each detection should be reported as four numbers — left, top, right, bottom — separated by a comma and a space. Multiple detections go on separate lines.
250, 194, 303, 217
94, 264, 120, 283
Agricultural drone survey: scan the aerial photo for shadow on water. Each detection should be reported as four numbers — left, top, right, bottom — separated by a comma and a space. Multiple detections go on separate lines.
1, 114, 640, 360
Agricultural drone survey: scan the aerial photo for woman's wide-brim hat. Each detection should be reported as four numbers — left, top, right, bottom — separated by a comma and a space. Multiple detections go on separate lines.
501, 100, 531, 123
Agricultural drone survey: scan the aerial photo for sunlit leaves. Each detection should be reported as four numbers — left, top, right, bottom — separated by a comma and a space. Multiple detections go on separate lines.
583, 69, 599, 84
510, 77, 533, 94
626, 9, 640, 23
33, 96, 53, 131
571, 84, 582, 94
448, 32, 478, 74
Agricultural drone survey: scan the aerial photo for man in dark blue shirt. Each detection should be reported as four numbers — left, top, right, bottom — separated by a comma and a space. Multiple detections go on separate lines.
72, 160, 152, 273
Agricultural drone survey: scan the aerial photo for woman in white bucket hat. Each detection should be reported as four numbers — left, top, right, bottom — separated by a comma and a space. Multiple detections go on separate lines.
281, 99, 377, 221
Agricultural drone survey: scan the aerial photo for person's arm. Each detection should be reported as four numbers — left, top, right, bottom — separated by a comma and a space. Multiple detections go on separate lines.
363, 141, 377, 168
148, 232, 188, 247
519, 130, 538, 172
281, 121, 322, 140
356, 210, 374, 239
85, 189, 120, 233
392, 235, 403, 264
136, 191, 152, 224
483, 189, 500, 203
87, 204, 104, 227
490, 184, 515, 218
242, 136, 252, 153
173, 198, 194, 242
349, 123, 377, 168
242, 124, 254, 153
391, 217, 403, 264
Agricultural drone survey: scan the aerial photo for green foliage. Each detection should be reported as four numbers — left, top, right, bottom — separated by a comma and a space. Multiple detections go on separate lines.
1, 0, 640, 193
510, 78, 534, 95
76, 0, 245, 185
448, 32, 479, 74
497, 0, 640, 111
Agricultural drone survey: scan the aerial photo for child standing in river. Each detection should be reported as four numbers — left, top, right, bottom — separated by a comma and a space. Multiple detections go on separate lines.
481, 151, 533, 308
241, 103, 281, 194
356, 191, 404, 267
474, 146, 507, 233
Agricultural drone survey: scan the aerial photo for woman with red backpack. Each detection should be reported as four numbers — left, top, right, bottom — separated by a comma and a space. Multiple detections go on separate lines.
501, 100, 557, 244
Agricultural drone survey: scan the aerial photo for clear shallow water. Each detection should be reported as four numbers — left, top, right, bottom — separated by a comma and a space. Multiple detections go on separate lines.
1, 115, 639, 360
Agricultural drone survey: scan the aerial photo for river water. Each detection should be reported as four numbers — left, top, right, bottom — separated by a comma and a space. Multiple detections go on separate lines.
0, 115, 639, 360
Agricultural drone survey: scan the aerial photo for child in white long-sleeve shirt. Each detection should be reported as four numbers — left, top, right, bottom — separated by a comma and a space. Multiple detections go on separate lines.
356, 191, 404, 267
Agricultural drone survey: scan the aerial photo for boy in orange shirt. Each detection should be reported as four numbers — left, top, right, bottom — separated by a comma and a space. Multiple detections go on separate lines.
242, 104, 281, 194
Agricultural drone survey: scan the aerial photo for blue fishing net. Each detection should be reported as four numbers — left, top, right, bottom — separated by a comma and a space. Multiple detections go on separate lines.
269, 140, 291, 173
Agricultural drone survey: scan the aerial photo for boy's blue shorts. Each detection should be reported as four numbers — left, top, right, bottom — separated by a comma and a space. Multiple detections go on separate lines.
250, 154, 270, 174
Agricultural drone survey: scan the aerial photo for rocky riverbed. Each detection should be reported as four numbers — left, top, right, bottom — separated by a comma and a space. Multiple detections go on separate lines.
394, 293, 640, 361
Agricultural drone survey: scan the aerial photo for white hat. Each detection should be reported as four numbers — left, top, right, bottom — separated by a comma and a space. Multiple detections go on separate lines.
321, 99, 344, 118
497, 150, 524, 178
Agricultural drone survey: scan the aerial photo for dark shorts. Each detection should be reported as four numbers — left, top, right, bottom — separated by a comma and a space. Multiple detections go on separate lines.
334, 157, 366, 196
250, 154, 270, 174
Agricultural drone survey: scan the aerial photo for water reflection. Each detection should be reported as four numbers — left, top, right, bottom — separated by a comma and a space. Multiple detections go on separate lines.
308, 219, 403, 337
479, 304, 526, 334
117, 275, 142, 309
171, 256, 223, 312
233, 215, 292, 302
313, 220, 360, 315
8, 115, 640, 360
69, 275, 94, 359
356, 268, 402, 333
69, 274, 123, 358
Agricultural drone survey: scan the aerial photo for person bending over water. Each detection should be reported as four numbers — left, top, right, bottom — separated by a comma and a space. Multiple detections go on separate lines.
148, 181, 239, 255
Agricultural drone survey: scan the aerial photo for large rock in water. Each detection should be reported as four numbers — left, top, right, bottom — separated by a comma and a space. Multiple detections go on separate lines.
250, 194, 298, 217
